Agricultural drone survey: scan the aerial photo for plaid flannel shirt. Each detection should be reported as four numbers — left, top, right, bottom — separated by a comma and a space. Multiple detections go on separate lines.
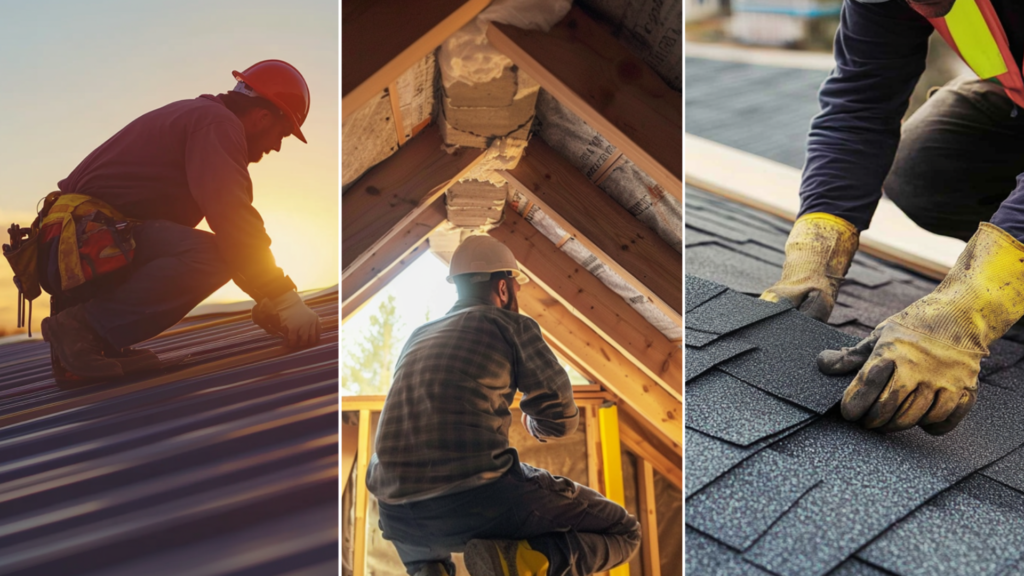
365, 298, 579, 504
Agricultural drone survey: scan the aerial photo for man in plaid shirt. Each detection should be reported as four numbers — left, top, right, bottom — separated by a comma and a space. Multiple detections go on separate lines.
365, 235, 641, 576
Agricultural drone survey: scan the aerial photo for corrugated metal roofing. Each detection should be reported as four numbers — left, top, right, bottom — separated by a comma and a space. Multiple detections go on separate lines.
0, 291, 339, 576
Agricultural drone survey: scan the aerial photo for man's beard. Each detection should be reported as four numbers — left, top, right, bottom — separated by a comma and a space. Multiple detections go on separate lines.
502, 286, 519, 314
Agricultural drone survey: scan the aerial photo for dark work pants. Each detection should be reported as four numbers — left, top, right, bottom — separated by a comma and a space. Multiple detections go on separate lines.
83, 220, 231, 349
376, 456, 642, 576
884, 76, 1024, 242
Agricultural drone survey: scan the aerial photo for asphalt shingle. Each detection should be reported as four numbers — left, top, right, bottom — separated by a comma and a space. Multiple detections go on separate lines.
716, 310, 861, 414
685, 369, 813, 446
858, 475, 1024, 576
685, 338, 756, 382
686, 447, 820, 550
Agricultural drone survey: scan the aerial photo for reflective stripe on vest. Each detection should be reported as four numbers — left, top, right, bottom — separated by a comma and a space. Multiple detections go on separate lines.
928, 0, 1024, 107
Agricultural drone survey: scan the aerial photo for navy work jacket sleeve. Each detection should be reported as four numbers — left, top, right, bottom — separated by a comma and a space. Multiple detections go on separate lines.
798, 0, 932, 231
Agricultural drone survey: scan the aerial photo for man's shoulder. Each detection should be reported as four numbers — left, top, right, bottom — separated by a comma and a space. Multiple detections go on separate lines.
143, 96, 241, 133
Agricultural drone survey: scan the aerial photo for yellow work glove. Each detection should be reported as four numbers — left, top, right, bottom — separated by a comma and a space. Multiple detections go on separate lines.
818, 223, 1024, 435
253, 290, 322, 347
761, 213, 860, 322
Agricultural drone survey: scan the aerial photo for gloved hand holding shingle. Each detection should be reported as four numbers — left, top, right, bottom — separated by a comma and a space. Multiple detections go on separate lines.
817, 222, 1024, 435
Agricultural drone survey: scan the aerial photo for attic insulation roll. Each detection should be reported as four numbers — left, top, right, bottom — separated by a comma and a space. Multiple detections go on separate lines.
508, 190, 682, 341
438, 0, 572, 88
393, 52, 436, 142
341, 90, 398, 190
534, 90, 682, 254
342, 54, 436, 190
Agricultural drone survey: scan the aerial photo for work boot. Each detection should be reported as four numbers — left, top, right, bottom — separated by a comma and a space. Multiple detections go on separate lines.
41, 305, 123, 380
412, 563, 450, 576
464, 539, 550, 576
102, 343, 163, 375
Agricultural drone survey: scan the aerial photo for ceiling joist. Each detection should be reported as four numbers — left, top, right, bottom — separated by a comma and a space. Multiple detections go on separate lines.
342, 0, 489, 121
342, 125, 482, 274
516, 281, 681, 447
488, 6, 682, 200
491, 209, 681, 398
502, 138, 682, 326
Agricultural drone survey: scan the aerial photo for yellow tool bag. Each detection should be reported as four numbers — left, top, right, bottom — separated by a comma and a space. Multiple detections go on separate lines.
3, 192, 138, 334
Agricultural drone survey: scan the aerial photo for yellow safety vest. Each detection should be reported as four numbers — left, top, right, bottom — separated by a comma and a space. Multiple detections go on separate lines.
928, 0, 1024, 108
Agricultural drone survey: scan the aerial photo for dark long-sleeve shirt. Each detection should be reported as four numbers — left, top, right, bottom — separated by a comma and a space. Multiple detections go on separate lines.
799, 0, 1024, 241
58, 95, 292, 300
365, 298, 579, 504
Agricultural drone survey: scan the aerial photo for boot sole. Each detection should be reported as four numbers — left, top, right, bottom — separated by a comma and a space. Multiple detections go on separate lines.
42, 318, 124, 380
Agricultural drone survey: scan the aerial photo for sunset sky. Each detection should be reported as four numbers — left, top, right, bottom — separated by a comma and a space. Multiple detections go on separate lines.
0, 0, 338, 335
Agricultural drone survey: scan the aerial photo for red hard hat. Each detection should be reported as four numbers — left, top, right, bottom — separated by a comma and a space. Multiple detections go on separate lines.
232, 60, 311, 143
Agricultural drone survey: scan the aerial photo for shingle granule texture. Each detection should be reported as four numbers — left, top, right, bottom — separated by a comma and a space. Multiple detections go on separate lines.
685, 184, 1024, 576
742, 385, 1024, 576
686, 274, 728, 312
685, 527, 774, 576
686, 328, 722, 348
858, 475, 1024, 576
685, 243, 783, 295
715, 310, 861, 413
687, 289, 792, 337
982, 443, 1024, 492
686, 338, 756, 381
684, 426, 807, 498
686, 369, 813, 446
686, 448, 820, 550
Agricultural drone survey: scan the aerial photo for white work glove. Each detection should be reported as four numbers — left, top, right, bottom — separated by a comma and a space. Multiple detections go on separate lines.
253, 290, 322, 347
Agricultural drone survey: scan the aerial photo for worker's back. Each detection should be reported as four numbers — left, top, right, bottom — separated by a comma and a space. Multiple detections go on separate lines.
58, 95, 248, 227
366, 297, 578, 505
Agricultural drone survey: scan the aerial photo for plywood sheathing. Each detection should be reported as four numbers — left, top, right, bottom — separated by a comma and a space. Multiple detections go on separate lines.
577, 0, 682, 91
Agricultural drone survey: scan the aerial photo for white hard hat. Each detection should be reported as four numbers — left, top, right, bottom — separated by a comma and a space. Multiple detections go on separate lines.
447, 235, 529, 284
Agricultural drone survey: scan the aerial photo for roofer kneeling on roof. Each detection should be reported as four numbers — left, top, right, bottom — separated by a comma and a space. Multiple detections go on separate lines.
761, 0, 1024, 435
365, 235, 641, 576
1, 60, 322, 387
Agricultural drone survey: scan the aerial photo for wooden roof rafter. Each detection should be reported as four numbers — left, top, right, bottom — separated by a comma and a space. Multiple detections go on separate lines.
501, 138, 683, 327
342, 124, 483, 276
341, 196, 447, 322
516, 281, 682, 447
487, 6, 682, 200
490, 208, 682, 398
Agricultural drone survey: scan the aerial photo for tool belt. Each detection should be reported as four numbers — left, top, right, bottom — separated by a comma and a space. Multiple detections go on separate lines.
3, 192, 138, 334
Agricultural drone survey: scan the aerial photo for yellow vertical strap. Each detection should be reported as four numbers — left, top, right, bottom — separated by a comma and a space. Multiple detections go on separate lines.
636, 460, 661, 576
585, 404, 603, 492
945, 0, 1007, 79
599, 403, 630, 576
353, 410, 372, 576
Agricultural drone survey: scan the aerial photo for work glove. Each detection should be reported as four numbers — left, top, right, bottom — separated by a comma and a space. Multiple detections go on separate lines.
761, 213, 860, 322
817, 223, 1024, 435
252, 290, 322, 347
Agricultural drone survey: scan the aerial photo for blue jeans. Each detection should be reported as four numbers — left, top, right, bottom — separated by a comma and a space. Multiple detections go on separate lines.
377, 455, 641, 576
83, 220, 231, 348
